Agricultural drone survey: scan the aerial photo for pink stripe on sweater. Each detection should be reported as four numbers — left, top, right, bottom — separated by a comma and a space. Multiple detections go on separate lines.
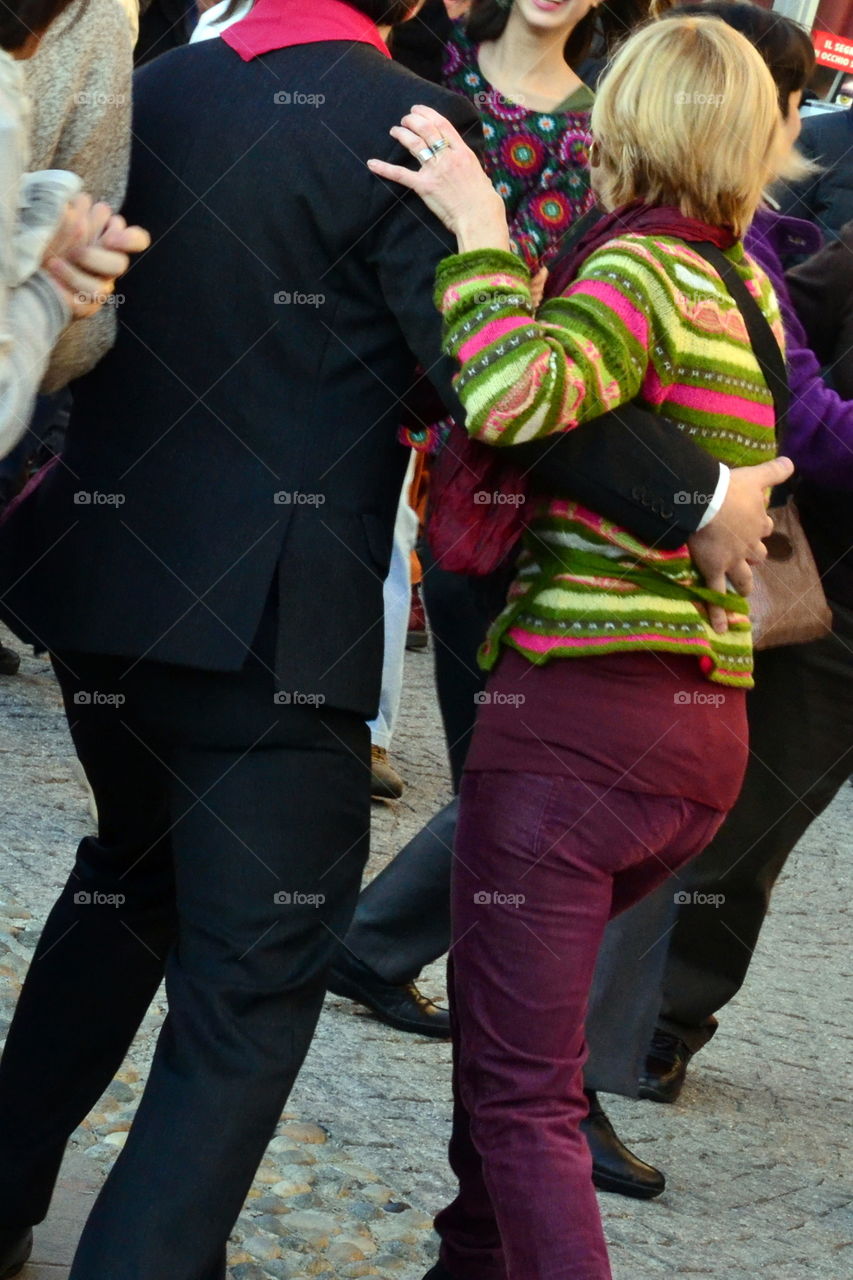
508, 629, 710, 653
567, 279, 649, 346
664, 384, 775, 428
458, 317, 526, 364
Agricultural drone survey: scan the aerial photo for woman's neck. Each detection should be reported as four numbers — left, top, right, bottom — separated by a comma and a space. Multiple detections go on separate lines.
478, 10, 582, 112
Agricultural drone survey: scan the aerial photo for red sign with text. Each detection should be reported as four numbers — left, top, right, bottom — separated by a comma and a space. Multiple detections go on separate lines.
814, 29, 853, 69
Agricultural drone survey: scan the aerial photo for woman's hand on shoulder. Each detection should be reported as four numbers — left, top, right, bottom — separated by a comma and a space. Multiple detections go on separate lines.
368, 103, 510, 253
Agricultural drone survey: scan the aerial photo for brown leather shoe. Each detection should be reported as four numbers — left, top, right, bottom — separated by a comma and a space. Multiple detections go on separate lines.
370, 745, 404, 800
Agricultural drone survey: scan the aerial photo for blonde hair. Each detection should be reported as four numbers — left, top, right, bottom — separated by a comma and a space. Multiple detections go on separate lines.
590, 15, 782, 236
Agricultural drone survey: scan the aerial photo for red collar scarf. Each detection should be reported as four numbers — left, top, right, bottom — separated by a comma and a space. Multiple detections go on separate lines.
223, 0, 391, 62
545, 200, 737, 301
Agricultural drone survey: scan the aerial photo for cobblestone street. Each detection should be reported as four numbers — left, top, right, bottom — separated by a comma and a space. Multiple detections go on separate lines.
0, 622, 850, 1279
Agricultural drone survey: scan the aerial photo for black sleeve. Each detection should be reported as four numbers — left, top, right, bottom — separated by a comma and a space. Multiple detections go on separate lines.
510, 406, 721, 549
786, 232, 848, 369
370, 95, 720, 550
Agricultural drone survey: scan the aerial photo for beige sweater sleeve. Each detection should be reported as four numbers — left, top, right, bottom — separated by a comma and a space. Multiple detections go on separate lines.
25, 0, 135, 392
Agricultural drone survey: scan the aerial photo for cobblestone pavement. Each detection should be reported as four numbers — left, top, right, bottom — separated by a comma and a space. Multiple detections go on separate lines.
0, 622, 851, 1279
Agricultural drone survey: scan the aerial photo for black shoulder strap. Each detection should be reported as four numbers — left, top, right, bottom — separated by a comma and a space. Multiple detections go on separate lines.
689, 240, 789, 440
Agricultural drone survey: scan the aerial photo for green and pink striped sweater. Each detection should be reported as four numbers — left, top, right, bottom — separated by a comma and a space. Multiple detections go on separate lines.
435, 237, 784, 688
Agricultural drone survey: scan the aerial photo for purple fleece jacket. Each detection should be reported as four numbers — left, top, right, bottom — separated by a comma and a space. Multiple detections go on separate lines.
745, 206, 853, 489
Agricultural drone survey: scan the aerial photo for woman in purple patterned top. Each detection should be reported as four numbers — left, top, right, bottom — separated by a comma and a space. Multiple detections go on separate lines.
441, 0, 649, 271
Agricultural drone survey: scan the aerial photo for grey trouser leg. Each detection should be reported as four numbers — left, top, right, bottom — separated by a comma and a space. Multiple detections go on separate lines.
342, 797, 458, 984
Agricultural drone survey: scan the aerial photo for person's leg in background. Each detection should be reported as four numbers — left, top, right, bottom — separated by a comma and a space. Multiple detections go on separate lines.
406, 452, 431, 652
0, 392, 70, 676
329, 553, 508, 1033
369, 453, 418, 800
642, 605, 853, 1101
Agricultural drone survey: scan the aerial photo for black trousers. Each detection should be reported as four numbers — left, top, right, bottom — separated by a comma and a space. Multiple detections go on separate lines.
0, 643, 369, 1279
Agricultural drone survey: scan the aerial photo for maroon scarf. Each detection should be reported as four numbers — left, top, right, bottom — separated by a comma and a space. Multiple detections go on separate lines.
545, 200, 737, 301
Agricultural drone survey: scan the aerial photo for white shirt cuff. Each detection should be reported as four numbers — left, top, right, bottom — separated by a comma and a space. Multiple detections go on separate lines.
697, 464, 730, 530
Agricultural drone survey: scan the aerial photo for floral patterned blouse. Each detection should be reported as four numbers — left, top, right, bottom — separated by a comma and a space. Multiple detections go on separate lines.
442, 21, 595, 271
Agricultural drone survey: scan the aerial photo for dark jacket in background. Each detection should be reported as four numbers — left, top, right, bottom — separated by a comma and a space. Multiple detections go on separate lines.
786, 222, 853, 610
135, 0, 195, 66
778, 106, 853, 238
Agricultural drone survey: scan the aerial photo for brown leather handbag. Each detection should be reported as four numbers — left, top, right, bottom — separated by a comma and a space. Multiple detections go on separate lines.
693, 243, 832, 651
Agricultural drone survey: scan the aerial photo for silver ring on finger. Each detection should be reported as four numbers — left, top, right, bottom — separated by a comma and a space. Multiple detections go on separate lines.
430, 137, 451, 156
416, 146, 436, 165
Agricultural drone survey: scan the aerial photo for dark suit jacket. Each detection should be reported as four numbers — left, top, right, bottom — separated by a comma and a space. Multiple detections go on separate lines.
777, 106, 853, 239
0, 36, 717, 717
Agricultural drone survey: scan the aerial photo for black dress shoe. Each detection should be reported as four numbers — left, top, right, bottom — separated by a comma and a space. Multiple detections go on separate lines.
0, 1227, 33, 1279
328, 954, 451, 1038
0, 644, 20, 677
638, 1030, 693, 1103
422, 1265, 456, 1280
582, 1091, 665, 1200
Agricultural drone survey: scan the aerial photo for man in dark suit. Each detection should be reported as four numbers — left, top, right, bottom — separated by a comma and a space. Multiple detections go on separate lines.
778, 103, 853, 238
0, 2, 781, 1276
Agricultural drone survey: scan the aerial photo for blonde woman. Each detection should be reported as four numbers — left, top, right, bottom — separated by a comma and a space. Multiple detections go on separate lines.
369, 15, 794, 1280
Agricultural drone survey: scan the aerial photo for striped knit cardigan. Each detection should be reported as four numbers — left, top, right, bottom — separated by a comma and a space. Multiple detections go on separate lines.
435, 237, 784, 687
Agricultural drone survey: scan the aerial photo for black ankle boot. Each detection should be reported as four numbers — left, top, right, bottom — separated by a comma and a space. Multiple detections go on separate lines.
0, 1227, 33, 1279
582, 1090, 666, 1200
